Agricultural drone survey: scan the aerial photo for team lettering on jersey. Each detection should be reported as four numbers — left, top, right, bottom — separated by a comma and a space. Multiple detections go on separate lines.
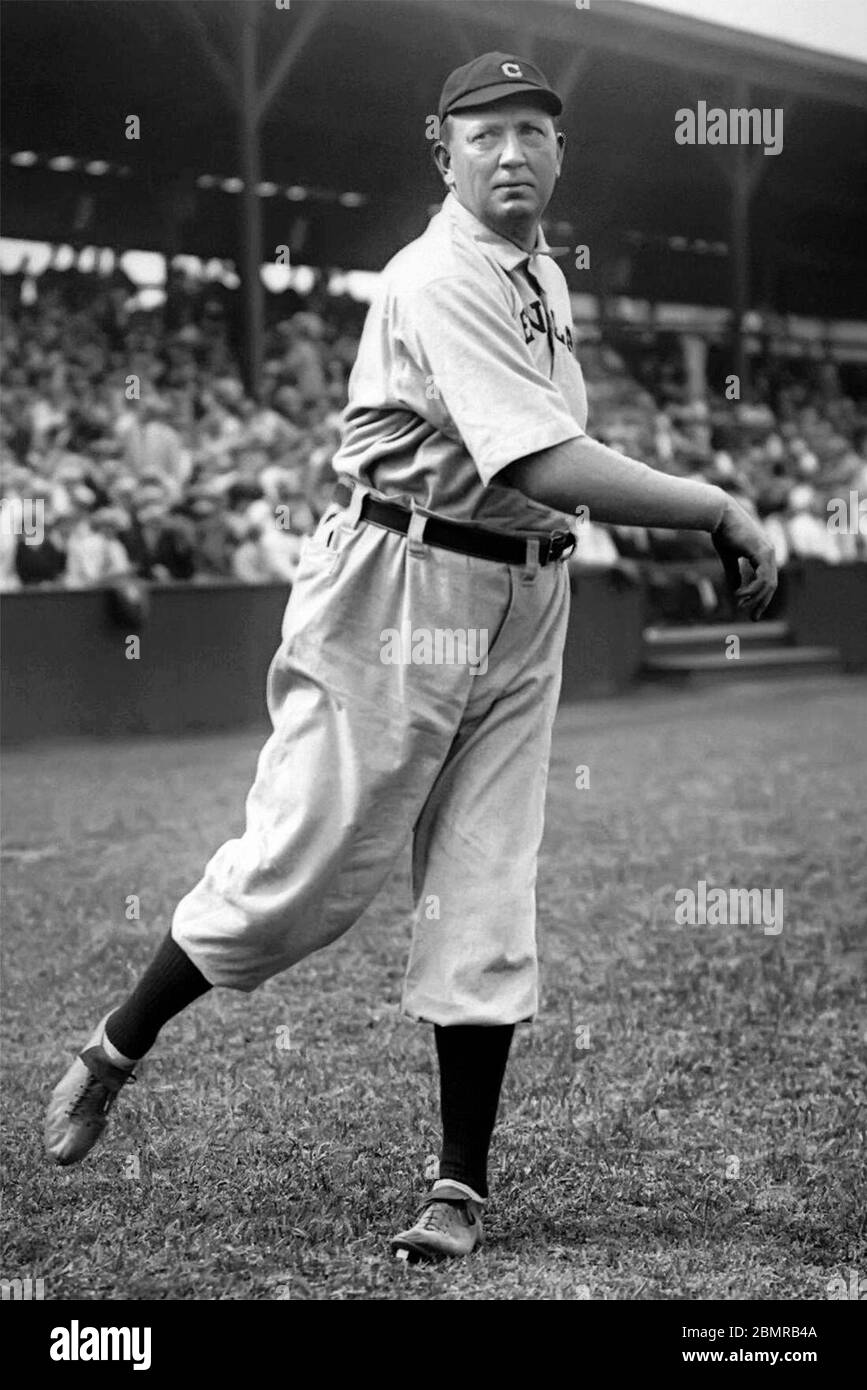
519, 298, 574, 353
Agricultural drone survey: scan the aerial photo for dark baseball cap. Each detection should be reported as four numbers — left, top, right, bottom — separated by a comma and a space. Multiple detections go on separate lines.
438, 52, 562, 123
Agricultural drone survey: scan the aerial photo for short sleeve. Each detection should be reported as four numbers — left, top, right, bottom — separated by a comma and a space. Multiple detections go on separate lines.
399, 275, 584, 486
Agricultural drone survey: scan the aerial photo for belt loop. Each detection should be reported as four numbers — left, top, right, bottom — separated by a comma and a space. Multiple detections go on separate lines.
343, 483, 368, 530
407, 509, 428, 557
522, 536, 540, 582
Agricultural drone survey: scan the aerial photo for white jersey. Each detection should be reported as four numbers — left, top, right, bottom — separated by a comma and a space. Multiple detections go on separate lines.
333, 191, 587, 533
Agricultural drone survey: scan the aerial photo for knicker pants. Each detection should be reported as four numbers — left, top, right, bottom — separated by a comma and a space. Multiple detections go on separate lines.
171, 493, 570, 1025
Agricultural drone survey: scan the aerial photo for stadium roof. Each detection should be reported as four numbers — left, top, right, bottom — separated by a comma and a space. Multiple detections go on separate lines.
2, 0, 867, 318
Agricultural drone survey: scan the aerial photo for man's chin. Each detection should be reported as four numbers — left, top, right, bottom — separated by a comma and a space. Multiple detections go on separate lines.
484, 196, 542, 240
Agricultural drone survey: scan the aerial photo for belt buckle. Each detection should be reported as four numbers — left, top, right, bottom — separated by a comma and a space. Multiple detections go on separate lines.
549, 529, 576, 563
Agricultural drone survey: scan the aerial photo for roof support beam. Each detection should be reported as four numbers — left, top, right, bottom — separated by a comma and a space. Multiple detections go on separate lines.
555, 48, 591, 110
175, 0, 334, 396
238, 3, 264, 397
173, 2, 240, 111
256, 0, 331, 127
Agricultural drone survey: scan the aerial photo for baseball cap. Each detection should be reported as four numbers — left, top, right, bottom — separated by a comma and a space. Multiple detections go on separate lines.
438, 52, 562, 123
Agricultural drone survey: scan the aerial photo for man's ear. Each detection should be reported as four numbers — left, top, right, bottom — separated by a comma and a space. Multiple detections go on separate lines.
432, 139, 455, 187
555, 130, 566, 177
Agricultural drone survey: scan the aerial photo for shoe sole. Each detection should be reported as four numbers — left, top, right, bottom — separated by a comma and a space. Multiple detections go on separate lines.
390, 1234, 481, 1264
391, 1245, 447, 1267
45, 1109, 109, 1166
391, 1238, 445, 1265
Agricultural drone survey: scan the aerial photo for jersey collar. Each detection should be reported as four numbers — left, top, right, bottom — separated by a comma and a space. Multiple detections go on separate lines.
442, 191, 565, 272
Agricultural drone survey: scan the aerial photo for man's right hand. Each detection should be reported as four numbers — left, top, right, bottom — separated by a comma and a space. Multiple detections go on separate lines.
712, 496, 778, 621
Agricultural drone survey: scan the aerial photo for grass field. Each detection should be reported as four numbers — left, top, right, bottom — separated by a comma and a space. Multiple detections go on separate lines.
2, 675, 865, 1301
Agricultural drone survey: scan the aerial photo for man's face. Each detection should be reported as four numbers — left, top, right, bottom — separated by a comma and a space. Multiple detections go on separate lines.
436, 97, 564, 245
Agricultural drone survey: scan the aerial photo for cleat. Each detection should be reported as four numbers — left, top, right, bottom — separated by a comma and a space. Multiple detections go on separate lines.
391, 1183, 484, 1263
44, 1013, 137, 1166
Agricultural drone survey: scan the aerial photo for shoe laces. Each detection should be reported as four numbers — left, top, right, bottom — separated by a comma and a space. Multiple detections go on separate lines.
68, 1050, 135, 1121
68, 1071, 120, 1121
416, 1199, 469, 1235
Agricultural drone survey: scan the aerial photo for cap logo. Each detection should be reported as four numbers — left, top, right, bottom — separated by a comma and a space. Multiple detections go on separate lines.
500, 62, 523, 78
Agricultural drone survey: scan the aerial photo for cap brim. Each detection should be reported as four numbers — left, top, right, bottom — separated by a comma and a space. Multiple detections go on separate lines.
444, 82, 562, 119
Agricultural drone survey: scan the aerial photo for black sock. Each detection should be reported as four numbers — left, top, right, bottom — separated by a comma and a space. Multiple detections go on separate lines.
104, 932, 212, 1061
434, 1023, 514, 1200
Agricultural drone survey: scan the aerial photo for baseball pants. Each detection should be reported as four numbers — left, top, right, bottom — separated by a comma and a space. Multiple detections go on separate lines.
171, 486, 571, 1025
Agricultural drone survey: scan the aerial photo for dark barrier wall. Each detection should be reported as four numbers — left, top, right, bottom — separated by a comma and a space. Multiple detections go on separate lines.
562, 568, 645, 700
2, 565, 864, 743
1, 570, 645, 743
784, 560, 867, 672
1, 584, 290, 742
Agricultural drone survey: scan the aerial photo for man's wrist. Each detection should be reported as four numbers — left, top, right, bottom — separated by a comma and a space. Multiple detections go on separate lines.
704, 485, 728, 533
665, 478, 728, 532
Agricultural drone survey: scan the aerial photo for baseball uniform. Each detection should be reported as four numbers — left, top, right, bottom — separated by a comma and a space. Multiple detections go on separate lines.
171, 189, 588, 1026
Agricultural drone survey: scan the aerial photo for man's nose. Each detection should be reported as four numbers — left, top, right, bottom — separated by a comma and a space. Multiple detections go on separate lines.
498, 133, 527, 165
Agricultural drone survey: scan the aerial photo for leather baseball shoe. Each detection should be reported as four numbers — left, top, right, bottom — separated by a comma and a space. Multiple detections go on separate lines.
391, 1182, 484, 1263
44, 1014, 136, 1165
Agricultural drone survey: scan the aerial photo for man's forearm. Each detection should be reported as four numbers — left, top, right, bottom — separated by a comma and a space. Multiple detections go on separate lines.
501, 435, 727, 531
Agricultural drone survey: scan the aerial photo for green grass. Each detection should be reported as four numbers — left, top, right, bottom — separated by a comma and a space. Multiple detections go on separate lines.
2, 675, 865, 1300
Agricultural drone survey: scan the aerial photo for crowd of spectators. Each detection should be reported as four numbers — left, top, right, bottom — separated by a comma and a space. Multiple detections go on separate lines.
0, 256, 363, 591
2, 253, 866, 603
587, 340, 867, 568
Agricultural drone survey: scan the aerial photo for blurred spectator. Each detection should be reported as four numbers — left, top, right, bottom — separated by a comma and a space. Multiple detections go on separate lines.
274, 314, 328, 406
121, 502, 196, 582
185, 493, 235, 580
16, 512, 68, 586
65, 507, 133, 588
231, 520, 274, 584
785, 485, 843, 564
119, 395, 189, 493
571, 519, 622, 567
231, 514, 303, 584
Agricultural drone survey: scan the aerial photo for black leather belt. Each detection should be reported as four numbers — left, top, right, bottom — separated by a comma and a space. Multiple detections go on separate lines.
332, 482, 575, 567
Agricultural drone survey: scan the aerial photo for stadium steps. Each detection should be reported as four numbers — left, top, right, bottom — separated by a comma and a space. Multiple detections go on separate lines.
642, 621, 842, 685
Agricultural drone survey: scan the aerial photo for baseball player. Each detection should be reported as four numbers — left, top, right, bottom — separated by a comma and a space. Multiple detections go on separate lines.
45, 53, 777, 1263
